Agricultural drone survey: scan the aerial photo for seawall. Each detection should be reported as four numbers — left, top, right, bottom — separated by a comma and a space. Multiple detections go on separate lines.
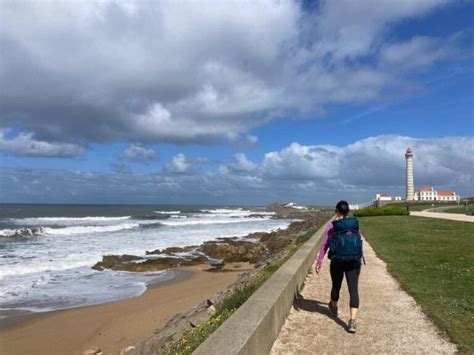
193, 221, 328, 355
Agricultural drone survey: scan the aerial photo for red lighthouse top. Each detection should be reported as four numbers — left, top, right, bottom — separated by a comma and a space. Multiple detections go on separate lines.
405, 147, 413, 157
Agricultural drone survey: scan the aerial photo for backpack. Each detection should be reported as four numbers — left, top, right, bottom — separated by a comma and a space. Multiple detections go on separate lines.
328, 216, 363, 262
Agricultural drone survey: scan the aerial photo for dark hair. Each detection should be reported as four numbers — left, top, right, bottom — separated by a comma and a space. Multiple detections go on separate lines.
335, 200, 350, 216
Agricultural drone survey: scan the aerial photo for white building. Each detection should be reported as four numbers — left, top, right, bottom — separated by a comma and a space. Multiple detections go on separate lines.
375, 193, 402, 202
414, 187, 459, 202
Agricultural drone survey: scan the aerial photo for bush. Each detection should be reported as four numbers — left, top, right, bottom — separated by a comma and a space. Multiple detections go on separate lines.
353, 206, 409, 217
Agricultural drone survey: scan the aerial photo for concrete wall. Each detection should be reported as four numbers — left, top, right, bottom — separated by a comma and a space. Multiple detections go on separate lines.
193, 222, 328, 355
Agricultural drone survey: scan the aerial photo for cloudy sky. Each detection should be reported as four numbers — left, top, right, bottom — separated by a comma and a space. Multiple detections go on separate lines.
1, 0, 473, 205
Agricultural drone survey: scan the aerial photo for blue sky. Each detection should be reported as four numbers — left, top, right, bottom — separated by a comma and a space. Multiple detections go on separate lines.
0, 0, 473, 205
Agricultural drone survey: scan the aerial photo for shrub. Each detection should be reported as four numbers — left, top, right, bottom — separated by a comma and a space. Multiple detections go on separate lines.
353, 206, 409, 217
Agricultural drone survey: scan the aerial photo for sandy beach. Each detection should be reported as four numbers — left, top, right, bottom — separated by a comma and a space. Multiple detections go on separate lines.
0, 264, 249, 355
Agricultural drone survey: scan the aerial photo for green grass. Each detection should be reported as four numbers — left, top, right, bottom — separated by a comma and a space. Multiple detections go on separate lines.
385, 202, 458, 211
354, 205, 409, 217
162, 223, 326, 354
360, 216, 474, 353
444, 206, 474, 215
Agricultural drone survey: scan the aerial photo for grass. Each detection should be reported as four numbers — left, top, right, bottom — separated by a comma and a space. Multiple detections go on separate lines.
360, 216, 474, 353
162, 223, 326, 355
384, 202, 459, 211
443, 206, 474, 215
353, 205, 409, 217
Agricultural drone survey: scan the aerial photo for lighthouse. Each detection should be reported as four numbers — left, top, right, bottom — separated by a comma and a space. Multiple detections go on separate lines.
405, 147, 414, 201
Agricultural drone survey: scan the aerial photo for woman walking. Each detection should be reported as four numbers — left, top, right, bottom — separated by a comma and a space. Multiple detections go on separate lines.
315, 200, 363, 333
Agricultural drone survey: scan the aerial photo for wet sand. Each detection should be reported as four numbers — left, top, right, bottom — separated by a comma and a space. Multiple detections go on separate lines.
0, 264, 250, 355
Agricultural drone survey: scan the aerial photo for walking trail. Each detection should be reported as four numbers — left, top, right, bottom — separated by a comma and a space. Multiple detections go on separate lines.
270, 240, 457, 354
410, 211, 474, 223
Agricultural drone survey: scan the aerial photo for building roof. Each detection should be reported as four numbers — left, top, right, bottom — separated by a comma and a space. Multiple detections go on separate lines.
416, 187, 433, 192
437, 191, 456, 196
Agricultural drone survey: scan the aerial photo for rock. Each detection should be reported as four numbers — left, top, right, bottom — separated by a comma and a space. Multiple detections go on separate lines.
207, 304, 216, 315
146, 246, 197, 255
92, 255, 142, 271
92, 255, 208, 272
120, 346, 136, 355
83, 347, 101, 355
145, 248, 161, 255
200, 240, 264, 263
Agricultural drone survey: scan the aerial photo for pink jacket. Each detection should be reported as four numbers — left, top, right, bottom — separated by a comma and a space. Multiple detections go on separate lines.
315, 221, 364, 268
315, 223, 334, 268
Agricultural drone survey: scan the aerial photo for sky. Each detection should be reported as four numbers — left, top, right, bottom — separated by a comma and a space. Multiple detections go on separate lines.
0, 0, 473, 205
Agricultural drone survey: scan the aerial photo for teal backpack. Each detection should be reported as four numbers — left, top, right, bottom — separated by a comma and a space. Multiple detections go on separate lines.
328, 216, 364, 263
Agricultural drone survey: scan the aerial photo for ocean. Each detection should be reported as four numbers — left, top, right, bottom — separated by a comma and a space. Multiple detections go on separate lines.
0, 204, 291, 319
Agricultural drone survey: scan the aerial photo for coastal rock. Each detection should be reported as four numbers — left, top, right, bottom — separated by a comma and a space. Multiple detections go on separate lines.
200, 240, 264, 263
83, 347, 102, 355
146, 246, 197, 255
92, 255, 208, 272
92, 255, 142, 271
120, 346, 136, 355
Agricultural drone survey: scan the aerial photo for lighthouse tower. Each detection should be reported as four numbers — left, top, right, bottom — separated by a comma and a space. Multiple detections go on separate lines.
405, 147, 414, 201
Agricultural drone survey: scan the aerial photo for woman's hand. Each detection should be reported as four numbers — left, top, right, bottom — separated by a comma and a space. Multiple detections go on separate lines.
315, 264, 321, 275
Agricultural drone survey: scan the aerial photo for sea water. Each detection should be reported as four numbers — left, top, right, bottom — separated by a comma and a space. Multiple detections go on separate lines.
0, 204, 291, 318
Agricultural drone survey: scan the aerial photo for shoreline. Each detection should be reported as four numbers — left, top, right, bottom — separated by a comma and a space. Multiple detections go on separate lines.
0, 263, 251, 355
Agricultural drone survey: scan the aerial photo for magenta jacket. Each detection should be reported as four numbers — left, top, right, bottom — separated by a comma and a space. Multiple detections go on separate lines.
315, 221, 364, 268
315, 223, 334, 268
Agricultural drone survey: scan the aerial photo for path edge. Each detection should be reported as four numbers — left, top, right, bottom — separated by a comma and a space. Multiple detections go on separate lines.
193, 221, 329, 355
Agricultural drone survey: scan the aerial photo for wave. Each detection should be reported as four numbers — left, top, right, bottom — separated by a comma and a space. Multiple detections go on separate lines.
153, 211, 181, 215
132, 214, 170, 220
159, 218, 269, 227
11, 216, 131, 222
138, 222, 164, 229
42, 223, 140, 235
0, 227, 44, 238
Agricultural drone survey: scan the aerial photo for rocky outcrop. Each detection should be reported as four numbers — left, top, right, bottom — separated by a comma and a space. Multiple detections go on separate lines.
199, 240, 264, 263
145, 246, 197, 255
92, 255, 208, 272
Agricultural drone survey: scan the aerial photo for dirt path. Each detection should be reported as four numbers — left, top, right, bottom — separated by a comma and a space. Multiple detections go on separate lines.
270, 241, 456, 354
410, 211, 474, 222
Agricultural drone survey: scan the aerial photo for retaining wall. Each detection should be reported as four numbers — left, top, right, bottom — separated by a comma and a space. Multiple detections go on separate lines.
193, 222, 328, 355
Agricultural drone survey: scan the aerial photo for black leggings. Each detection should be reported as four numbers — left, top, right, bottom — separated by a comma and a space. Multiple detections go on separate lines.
330, 260, 361, 308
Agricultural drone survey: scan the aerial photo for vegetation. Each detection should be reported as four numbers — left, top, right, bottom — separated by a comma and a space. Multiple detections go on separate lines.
353, 205, 409, 217
360, 216, 474, 353
162, 223, 325, 354
385, 202, 459, 211
444, 206, 474, 215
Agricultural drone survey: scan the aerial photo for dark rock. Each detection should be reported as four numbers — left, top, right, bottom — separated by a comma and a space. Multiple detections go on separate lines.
146, 245, 197, 255
200, 240, 264, 263
92, 255, 208, 272
92, 255, 142, 271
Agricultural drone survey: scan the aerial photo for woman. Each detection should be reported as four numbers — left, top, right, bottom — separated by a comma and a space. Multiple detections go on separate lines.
315, 200, 363, 333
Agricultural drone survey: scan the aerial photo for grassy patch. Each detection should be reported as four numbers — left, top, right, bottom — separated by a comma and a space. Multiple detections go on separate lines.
354, 205, 409, 217
444, 206, 474, 215
162, 223, 325, 355
360, 216, 474, 353
385, 202, 459, 211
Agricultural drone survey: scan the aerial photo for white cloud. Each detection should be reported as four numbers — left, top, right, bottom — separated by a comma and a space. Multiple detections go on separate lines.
261, 135, 474, 191
120, 143, 157, 162
224, 153, 258, 174
0, 130, 85, 157
262, 143, 341, 180
0, 0, 459, 147
4, 135, 471, 205
163, 153, 193, 174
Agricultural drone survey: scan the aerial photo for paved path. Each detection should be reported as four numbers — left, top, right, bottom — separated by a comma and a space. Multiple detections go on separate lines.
410, 211, 474, 222
270, 241, 456, 354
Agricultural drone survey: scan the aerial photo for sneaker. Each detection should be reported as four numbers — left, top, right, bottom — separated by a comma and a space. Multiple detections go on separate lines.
347, 319, 357, 333
328, 301, 338, 316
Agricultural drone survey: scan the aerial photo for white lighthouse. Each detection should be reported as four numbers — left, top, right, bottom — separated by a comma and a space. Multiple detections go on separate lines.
405, 147, 414, 201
